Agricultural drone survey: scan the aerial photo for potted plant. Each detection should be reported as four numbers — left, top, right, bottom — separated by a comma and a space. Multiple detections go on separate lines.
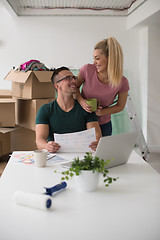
61, 152, 118, 192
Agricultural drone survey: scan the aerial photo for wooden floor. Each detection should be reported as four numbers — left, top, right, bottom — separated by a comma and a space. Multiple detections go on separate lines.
0, 154, 10, 177
0, 162, 7, 177
147, 152, 160, 174
134, 147, 160, 174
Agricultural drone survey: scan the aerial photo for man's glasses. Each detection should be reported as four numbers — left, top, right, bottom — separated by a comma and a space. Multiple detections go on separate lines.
56, 75, 78, 83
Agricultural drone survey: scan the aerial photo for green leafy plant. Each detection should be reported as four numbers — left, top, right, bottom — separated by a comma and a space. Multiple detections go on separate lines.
61, 152, 118, 187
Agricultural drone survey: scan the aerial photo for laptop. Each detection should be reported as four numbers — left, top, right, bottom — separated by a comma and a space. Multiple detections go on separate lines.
62, 131, 138, 169
94, 131, 138, 169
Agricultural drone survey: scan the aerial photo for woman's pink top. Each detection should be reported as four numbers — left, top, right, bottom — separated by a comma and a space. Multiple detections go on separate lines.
80, 64, 130, 125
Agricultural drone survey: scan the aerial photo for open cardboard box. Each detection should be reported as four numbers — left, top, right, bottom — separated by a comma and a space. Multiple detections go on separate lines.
0, 128, 16, 157
0, 98, 16, 127
5, 70, 55, 99
17, 98, 54, 131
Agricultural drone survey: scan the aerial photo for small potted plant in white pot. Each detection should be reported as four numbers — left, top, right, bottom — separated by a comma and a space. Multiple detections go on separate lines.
61, 152, 118, 192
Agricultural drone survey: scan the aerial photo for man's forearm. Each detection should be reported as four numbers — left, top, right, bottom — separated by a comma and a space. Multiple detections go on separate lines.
36, 138, 48, 150
36, 138, 61, 153
95, 124, 102, 141
87, 122, 102, 142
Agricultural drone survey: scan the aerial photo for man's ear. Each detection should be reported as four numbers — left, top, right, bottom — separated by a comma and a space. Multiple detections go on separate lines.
54, 83, 58, 90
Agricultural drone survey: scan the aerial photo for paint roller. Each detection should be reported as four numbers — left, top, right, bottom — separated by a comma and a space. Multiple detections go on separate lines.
13, 182, 67, 210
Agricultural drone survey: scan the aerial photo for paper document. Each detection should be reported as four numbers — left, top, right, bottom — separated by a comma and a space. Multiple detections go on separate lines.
54, 128, 96, 152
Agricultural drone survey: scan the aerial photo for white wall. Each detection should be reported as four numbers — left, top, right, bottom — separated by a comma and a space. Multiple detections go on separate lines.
127, 0, 160, 29
0, 2, 131, 89
147, 24, 160, 151
139, 26, 148, 139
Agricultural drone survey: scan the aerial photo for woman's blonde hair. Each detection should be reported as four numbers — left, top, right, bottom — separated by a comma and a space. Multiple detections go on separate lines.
94, 37, 123, 87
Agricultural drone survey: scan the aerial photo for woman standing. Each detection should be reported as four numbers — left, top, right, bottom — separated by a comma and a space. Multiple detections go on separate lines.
75, 37, 130, 136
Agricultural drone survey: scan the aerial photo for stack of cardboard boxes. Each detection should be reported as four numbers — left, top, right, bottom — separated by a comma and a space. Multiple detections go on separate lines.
0, 70, 55, 161
0, 90, 15, 159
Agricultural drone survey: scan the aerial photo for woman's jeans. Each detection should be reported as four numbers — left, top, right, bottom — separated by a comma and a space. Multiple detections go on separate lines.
100, 121, 112, 137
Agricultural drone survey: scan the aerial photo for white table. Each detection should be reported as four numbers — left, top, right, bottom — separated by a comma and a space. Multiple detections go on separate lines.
0, 150, 160, 240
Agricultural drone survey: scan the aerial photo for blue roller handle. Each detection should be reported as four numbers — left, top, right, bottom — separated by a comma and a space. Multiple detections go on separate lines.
44, 182, 67, 196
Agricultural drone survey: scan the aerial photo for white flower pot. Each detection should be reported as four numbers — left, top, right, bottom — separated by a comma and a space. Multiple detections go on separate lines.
75, 170, 100, 192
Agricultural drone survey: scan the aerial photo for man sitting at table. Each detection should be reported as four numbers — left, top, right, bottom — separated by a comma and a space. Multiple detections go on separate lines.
35, 66, 102, 153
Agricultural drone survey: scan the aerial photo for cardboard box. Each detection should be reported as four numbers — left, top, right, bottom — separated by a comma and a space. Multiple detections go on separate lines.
0, 98, 16, 127
11, 127, 37, 151
0, 90, 12, 98
0, 127, 37, 156
5, 70, 55, 99
17, 98, 54, 131
0, 128, 16, 157
0, 131, 10, 157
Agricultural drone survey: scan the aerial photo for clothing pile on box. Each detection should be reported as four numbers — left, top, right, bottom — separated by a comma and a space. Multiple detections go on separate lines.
17, 59, 49, 72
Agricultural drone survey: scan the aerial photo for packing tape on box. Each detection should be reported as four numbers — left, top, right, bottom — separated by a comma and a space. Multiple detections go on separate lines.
13, 191, 52, 211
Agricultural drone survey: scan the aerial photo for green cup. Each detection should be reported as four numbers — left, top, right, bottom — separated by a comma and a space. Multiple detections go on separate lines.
86, 98, 100, 112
